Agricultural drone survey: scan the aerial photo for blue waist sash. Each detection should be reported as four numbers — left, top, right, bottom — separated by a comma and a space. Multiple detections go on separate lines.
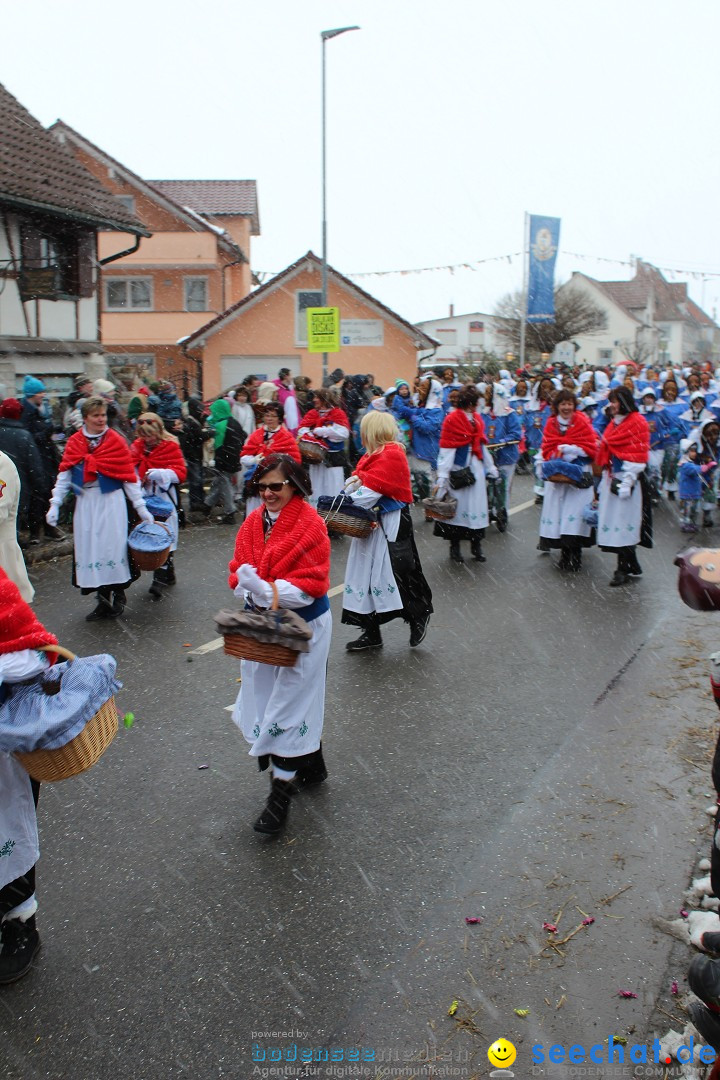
453, 444, 470, 468
70, 464, 123, 494
246, 593, 330, 623
376, 496, 405, 513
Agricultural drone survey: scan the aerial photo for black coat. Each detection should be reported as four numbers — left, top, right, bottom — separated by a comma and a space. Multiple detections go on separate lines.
214, 417, 246, 473
0, 418, 47, 515
20, 400, 59, 487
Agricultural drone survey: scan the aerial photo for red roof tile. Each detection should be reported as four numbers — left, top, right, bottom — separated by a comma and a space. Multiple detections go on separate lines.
0, 82, 148, 234
149, 180, 260, 234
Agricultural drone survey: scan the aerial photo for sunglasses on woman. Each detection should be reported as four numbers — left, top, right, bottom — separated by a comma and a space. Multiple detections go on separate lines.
256, 480, 291, 493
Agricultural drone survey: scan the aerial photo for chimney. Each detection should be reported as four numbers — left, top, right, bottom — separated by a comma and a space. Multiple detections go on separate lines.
449, 304, 454, 317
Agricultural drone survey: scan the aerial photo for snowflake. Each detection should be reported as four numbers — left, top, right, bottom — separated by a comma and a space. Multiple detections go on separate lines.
267, 722, 286, 738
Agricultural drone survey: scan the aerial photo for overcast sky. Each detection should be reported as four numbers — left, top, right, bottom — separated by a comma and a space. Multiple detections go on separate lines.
5, 0, 720, 327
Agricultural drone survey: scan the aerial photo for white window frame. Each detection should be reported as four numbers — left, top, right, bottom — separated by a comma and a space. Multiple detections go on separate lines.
183, 276, 209, 312
104, 277, 153, 311
295, 289, 323, 346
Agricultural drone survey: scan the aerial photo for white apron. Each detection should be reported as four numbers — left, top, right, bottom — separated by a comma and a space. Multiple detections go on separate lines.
0, 755, 38, 892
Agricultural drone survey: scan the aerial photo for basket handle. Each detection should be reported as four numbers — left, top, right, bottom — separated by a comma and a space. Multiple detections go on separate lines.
39, 644, 76, 663
270, 581, 279, 611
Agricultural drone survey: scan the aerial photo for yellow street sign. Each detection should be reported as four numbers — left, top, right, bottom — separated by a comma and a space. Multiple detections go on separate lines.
307, 307, 340, 353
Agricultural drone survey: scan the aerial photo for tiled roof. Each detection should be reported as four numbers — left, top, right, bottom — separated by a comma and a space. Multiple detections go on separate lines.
578, 262, 717, 329
149, 180, 260, 234
0, 82, 148, 234
181, 251, 437, 350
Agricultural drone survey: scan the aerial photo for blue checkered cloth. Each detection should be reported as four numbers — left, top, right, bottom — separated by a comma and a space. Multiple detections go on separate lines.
0, 655, 120, 753
541, 459, 586, 484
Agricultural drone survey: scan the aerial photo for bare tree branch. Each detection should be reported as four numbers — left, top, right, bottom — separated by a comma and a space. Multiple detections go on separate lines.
493, 286, 608, 361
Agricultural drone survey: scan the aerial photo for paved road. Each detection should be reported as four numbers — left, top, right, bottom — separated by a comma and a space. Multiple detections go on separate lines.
2, 479, 715, 1079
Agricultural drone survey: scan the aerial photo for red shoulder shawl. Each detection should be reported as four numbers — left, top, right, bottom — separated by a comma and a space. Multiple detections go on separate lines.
131, 437, 187, 483
439, 409, 487, 458
596, 411, 650, 468
301, 407, 350, 431
354, 442, 413, 503
228, 496, 330, 596
542, 412, 599, 460
58, 428, 136, 484
0, 568, 58, 655
242, 426, 301, 462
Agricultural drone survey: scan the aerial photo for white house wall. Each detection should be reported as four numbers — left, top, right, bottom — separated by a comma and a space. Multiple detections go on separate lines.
0, 218, 32, 336
565, 276, 640, 368
416, 312, 505, 362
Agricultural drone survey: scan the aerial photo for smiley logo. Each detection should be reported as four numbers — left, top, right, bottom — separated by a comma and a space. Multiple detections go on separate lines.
488, 1038, 516, 1069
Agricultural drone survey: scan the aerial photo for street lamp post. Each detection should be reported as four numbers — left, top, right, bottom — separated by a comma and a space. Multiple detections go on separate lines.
321, 25, 359, 385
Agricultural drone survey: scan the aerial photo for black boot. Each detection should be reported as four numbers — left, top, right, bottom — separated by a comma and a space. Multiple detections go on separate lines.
688, 953, 720, 1009
470, 536, 486, 562
569, 548, 582, 572
295, 746, 328, 788
686, 1001, 720, 1053
609, 552, 629, 587
625, 549, 642, 576
0, 916, 41, 984
556, 548, 572, 571
86, 588, 118, 621
148, 578, 164, 601
409, 614, 430, 647
253, 778, 293, 834
112, 589, 127, 616
346, 625, 383, 651
449, 540, 464, 564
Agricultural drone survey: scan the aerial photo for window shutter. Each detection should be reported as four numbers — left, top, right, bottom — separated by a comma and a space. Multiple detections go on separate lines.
20, 220, 42, 266
76, 231, 96, 297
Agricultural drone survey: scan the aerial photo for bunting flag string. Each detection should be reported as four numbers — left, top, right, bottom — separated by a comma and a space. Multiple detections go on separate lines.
255, 252, 720, 283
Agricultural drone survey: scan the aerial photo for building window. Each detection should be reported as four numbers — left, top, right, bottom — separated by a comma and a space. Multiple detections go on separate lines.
105, 278, 153, 310
598, 348, 613, 361
295, 290, 322, 346
184, 277, 208, 312
19, 219, 94, 300
115, 195, 136, 214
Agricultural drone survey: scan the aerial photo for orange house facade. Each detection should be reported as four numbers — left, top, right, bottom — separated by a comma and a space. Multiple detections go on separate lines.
182, 252, 437, 398
49, 122, 258, 389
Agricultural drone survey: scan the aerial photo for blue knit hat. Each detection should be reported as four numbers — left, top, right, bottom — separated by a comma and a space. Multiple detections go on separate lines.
22, 375, 46, 396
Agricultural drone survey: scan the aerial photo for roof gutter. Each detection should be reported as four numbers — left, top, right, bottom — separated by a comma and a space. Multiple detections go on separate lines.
0, 192, 150, 236
99, 234, 142, 266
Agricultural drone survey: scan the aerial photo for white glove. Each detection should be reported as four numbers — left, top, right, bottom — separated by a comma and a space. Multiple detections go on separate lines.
534, 457, 544, 479
254, 455, 263, 465
434, 481, 449, 498
617, 479, 634, 500
313, 426, 331, 438
135, 502, 154, 524
235, 564, 272, 605
145, 468, 162, 483
344, 475, 362, 493
45, 505, 59, 527
487, 467, 500, 481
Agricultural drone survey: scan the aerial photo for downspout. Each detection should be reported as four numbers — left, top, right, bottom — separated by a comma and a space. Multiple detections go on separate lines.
181, 341, 203, 399
99, 234, 142, 266
221, 256, 246, 310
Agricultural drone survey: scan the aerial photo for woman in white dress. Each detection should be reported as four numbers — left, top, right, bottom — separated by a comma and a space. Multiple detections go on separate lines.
297, 389, 350, 507
432, 385, 499, 564
536, 390, 598, 572
46, 398, 152, 620
596, 387, 652, 586
228, 454, 331, 835
341, 411, 433, 651
0, 451, 33, 602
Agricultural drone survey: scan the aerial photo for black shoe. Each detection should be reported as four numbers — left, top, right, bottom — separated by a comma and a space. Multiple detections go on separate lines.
701, 931, 720, 954
43, 525, 66, 541
470, 538, 486, 562
626, 554, 642, 576
537, 537, 551, 552
409, 615, 430, 647
686, 1001, 720, 1054
346, 631, 383, 652
449, 541, 464, 564
148, 581, 164, 601
556, 550, 572, 571
569, 549, 582, 572
609, 571, 629, 587
85, 592, 116, 621
668, 490, 676, 502
534, 495, 544, 505
112, 590, 126, 616
689, 954, 720, 1009
201, 504, 212, 517
0, 917, 41, 984
27, 534, 40, 547
705, 515, 715, 528
220, 514, 237, 525
496, 507, 508, 532
295, 747, 328, 788
253, 778, 293, 834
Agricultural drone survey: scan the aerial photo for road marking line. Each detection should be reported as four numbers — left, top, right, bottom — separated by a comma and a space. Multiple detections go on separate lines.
189, 583, 345, 656
508, 498, 537, 516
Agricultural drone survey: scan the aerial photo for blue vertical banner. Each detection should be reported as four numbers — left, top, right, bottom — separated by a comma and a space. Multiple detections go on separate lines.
527, 215, 561, 323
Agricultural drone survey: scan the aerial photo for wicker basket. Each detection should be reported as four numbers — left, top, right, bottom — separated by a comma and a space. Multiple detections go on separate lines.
317, 508, 376, 539
298, 437, 327, 464
128, 521, 172, 571
422, 494, 458, 522
223, 583, 301, 667
14, 646, 118, 782
546, 473, 576, 485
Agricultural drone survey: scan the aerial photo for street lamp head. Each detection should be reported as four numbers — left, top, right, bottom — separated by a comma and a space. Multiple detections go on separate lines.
321, 26, 360, 40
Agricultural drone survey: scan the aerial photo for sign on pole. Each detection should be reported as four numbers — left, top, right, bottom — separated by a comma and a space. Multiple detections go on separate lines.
307, 307, 340, 353
527, 215, 561, 324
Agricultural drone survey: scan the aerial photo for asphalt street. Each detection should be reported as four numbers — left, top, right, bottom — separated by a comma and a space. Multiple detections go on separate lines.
2, 476, 718, 1080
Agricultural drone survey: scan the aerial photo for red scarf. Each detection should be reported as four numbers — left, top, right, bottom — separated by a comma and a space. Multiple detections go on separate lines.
596, 411, 650, 468
0, 569, 58, 655
242, 425, 301, 462
228, 496, 330, 596
130, 438, 187, 483
301, 407, 350, 432
354, 442, 413, 503
439, 409, 487, 458
542, 412, 599, 460
58, 428, 136, 484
